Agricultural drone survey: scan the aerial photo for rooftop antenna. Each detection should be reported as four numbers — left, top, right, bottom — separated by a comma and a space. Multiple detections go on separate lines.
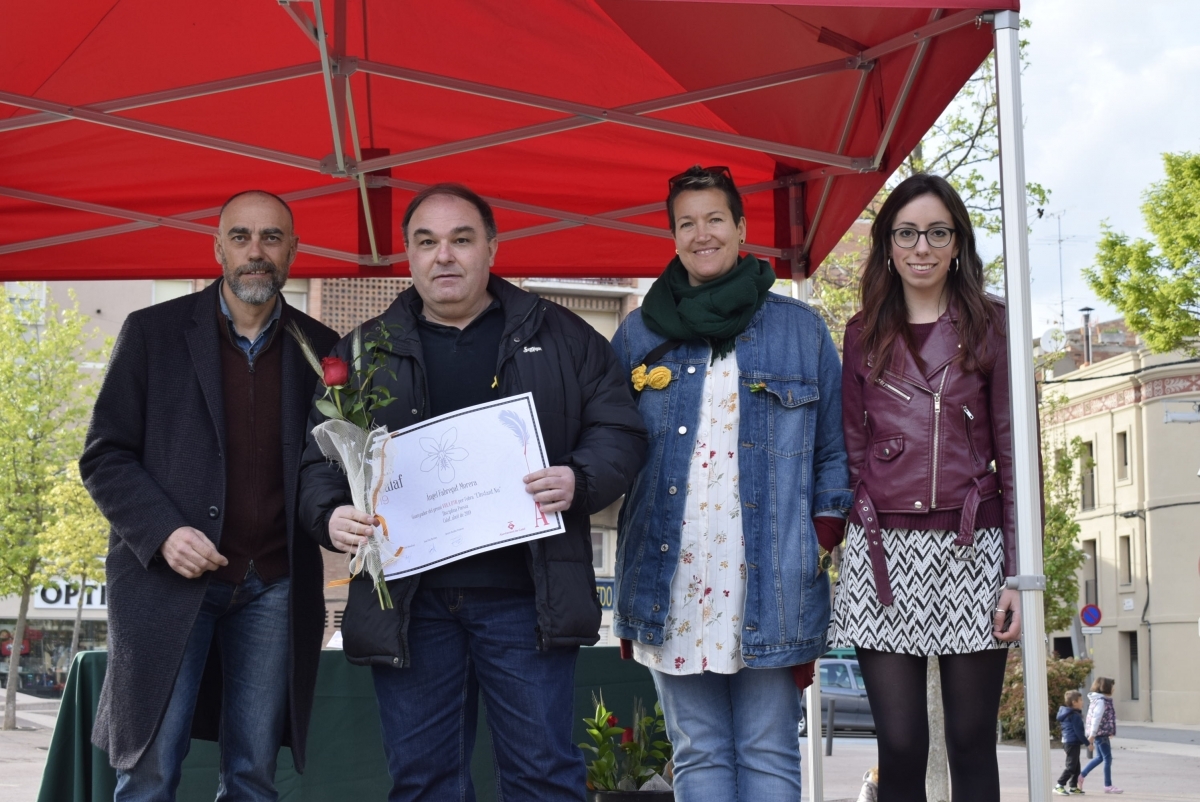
1079, 306, 1094, 365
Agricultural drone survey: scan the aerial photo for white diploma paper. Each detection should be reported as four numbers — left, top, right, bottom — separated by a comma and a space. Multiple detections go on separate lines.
374, 393, 565, 579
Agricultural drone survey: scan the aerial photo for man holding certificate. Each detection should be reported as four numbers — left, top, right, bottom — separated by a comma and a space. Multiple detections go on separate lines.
298, 183, 647, 801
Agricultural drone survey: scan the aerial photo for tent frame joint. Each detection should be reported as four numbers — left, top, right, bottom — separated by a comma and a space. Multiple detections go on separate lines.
990, 10, 1018, 30
1005, 574, 1046, 592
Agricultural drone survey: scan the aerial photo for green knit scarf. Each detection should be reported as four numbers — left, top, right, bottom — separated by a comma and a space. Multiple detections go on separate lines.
641, 253, 776, 362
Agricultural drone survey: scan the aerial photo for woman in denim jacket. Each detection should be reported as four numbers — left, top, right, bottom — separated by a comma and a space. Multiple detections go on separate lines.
611, 165, 851, 801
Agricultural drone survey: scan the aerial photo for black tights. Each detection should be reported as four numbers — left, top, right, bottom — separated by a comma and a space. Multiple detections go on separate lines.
856, 648, 1009, 802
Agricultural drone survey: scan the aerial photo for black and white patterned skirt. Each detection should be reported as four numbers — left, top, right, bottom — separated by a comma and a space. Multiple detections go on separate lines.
828, 523, 1013, 655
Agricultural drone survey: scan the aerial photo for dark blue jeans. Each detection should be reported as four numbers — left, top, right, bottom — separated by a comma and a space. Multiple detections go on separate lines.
1081, 735, 1114, 787
115, 569, 291, 802
371, 588, 585, 802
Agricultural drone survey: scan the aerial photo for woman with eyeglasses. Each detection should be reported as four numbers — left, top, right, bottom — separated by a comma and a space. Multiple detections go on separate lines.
829, 173, 1021, 801
611, 165, 850, 801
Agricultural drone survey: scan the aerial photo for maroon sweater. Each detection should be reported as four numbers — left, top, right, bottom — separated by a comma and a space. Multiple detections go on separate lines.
214, 311, 289, 584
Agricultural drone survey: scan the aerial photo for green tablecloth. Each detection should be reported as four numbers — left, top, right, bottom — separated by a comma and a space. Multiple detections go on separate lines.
39, 647, 658, 802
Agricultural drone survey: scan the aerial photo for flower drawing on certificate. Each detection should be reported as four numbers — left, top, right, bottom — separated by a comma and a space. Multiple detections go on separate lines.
420, 428, 469, 483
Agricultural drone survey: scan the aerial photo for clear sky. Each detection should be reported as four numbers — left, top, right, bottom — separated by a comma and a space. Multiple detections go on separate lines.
998, 0, 1200, 339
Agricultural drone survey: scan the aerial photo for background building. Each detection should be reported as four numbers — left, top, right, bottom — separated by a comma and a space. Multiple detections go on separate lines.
1042, 318, 1200, 724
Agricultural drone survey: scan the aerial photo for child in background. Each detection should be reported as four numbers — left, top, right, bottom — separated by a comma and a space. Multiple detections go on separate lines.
1054, 690, 1087, 795
1080, 677, 1122, 794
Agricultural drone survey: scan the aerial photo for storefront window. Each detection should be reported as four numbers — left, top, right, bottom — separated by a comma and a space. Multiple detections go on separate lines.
0, 619, 108, 697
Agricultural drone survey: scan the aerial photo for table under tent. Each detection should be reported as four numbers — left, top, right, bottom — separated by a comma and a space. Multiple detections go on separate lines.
0, 1, 1052, 798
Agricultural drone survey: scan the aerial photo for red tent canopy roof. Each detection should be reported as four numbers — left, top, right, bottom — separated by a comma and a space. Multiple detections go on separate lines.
0, 1, 1013, 281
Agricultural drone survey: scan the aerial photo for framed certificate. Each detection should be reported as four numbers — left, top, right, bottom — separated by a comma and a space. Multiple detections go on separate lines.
372, 393, 566, 579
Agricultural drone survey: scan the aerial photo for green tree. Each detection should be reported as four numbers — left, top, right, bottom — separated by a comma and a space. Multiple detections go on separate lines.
1085, 151, 1200, 354
39, 463, 109, 673
0, 284, 104, 730
1039, 392, 1089, 634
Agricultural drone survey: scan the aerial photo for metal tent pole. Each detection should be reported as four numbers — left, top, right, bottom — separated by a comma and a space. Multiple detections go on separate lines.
991, 10, 1052, 801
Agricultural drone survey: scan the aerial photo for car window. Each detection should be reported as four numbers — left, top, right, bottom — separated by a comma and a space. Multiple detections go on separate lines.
820, 662, 852, 689
851, 663, 865, 689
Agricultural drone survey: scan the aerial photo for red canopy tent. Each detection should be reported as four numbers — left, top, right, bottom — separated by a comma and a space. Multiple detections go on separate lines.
2, 0, 1012, 282
0, 2, 1055, 799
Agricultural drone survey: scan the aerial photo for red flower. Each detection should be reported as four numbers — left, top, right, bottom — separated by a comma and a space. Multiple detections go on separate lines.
321, 356, 349, 387
621, 727, 635, 744
723, 589, 730, 597
704, 587, 712, 596
607, 714, 618, 727
674, 656, 686, 669
710, 450, 716, 458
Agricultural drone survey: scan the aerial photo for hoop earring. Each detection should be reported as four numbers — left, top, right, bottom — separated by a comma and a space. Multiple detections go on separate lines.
952, 256, 960, 273
887, 258, 894, 274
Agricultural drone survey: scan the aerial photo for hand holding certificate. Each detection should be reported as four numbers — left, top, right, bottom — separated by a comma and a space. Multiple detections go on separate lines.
372, 393, 566, 580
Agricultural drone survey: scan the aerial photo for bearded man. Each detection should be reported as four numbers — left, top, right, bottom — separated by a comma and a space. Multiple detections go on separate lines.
80, 190, 338, 801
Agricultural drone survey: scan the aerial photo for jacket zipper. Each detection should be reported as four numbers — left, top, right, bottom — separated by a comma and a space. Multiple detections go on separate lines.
962, 405, 982, 465
495, 302, 543, 385
875, 377, 912, 401
930, 368, 948, 508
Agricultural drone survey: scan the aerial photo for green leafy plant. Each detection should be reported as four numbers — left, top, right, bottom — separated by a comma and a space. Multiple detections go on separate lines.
998, 650, 1094, 741
581, 695, 672, 791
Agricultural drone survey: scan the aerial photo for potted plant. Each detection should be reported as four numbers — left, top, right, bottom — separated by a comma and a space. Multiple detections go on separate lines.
581, 695, 674, 801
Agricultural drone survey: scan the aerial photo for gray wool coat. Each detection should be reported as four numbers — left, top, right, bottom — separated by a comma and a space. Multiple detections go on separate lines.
79, 282, 338, 772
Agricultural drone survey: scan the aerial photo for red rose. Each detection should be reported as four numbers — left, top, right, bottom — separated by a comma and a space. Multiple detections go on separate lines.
321, 356, 349, 387
607, 714, 618, 727
621, 727, 635, 744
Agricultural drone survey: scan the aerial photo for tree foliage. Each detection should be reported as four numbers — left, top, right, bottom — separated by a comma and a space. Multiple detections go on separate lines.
40, 463, 109, 586
0, 284, 105, 727
1039, 392, 1089, 634
808, 25, 1049, 344
1085, 151, 1200, 354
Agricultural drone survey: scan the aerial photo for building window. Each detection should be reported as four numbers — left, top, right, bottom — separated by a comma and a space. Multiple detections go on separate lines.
153, 280, 194, 305
1119, 535, 1132, 586
1080, 441, 1096, 510
282, 277, 309, 313
1115, 431, 1129, 482
591, 528, 614, 576
1082, 540, 1098, 606
1127, 632, 1140, 701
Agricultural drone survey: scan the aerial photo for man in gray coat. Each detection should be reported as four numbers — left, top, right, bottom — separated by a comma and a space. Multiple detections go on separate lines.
80, 190, 338, 801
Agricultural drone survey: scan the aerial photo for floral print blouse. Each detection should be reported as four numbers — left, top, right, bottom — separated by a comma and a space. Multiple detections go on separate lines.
633, 350, 746, 675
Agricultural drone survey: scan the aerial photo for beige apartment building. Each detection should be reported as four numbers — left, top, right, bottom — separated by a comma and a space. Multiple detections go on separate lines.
1043, 346, 1200, 724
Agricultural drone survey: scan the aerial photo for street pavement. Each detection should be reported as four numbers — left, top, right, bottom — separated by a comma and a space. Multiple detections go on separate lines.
3, 693, 1198, 802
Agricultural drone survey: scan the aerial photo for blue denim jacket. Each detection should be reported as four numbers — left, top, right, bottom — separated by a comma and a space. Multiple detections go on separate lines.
611, 295, 852, 668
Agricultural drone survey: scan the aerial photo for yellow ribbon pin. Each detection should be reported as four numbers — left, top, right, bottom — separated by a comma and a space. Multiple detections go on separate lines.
632, 364, 672, 391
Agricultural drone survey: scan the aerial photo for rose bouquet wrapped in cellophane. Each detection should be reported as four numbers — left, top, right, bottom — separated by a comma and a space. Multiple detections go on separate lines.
289, 320, 402, 609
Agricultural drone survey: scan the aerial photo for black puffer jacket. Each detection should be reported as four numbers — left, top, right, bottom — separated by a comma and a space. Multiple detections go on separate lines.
298, 276, 647, 666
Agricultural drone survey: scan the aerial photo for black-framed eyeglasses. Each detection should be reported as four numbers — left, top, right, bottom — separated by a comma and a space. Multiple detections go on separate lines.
891, 226, 956, 249
668, 165, 733, 190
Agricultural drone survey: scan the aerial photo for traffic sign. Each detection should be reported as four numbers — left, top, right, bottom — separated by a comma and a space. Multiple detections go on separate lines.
1080, 604, 1102, 627
1081, 626, 1102, 635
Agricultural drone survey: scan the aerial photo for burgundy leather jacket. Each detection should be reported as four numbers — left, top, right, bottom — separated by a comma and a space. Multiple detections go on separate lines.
841, 300, 1015, 605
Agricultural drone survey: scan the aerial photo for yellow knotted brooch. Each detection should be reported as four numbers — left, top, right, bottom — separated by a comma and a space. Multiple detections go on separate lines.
631, 364, 672, 392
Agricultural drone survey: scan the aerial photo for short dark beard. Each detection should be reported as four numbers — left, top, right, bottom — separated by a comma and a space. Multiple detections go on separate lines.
223, 257, 288, 306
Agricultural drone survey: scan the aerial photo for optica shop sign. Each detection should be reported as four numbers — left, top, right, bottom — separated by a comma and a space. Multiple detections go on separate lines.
33, 580, 107, 610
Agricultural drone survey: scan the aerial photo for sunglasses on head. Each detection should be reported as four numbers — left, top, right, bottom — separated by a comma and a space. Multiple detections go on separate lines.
668, 165, 733, 189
